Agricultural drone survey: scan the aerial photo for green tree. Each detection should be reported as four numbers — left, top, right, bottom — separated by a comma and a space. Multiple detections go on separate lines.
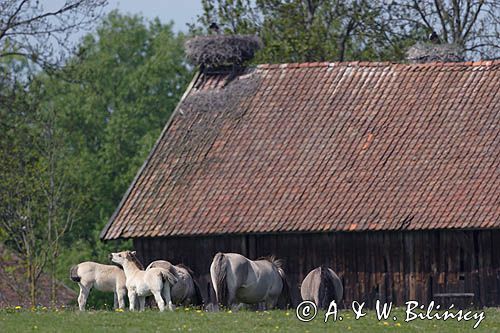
384, 0, 500, 59
46, 13, 191, 309
51, 12, 191, 248
194, 0, 500, 62
193, 0, 410, 63
1, 11, 192, 307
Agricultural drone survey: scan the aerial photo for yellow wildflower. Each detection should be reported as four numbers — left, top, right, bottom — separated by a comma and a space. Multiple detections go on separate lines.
15, 306, 21, 310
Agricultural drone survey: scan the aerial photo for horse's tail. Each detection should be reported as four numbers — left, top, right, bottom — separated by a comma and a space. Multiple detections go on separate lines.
192, 278, 204, 306
70, 265, 80, 282
277, 266, 292, 309
212, 252, 229, 307
160, 267, 179, 286
318, 266, 337, 309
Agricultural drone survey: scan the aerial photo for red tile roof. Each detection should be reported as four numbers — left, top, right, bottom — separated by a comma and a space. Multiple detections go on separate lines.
101, 61, 500, 240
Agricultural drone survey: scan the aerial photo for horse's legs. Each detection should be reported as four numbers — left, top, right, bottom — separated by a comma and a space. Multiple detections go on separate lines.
77, 283, 91, 311
128, 291, 137, 311
231, 303, 245, 312
152, 290, 166, 312
162, 283, 174, 311
113, 292, 118, 309
226, 289, 237, 309
139, 297, 146, 311
117, 288, 126, 309
265, 296, 279, 310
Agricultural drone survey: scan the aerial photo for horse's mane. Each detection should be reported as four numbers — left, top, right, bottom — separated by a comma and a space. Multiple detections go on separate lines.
128, 252, 145, 270
258, 255, 284, 270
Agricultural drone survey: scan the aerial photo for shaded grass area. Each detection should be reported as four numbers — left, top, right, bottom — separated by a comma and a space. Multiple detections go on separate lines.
0, 307, 499, 332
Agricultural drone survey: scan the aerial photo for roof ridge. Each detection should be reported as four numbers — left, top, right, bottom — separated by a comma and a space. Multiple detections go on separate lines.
256, 59, 500, 69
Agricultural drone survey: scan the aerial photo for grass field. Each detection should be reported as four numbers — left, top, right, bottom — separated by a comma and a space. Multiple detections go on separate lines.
0, 307, 499, 332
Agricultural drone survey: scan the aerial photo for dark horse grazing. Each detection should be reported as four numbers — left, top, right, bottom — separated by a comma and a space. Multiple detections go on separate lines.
300, 266, 343, 309
210, 253, 291, 310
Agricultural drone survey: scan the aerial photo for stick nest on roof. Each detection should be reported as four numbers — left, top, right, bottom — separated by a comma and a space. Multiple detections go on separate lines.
407, 42, 465, 63
185, 35, 263, 68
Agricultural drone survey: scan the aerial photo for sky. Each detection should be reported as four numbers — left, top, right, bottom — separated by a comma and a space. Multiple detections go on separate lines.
46, 0, 204, 32
103, 0, 203, 31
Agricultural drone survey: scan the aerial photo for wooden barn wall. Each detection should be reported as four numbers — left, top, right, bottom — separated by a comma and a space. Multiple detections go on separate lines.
133, 230, 500, 308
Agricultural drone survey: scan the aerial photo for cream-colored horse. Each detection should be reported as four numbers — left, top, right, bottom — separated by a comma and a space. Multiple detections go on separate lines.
146, 260, 203, 306
210, 253, 289, 309
110, 251, 178, 311
70, 262, 127, 311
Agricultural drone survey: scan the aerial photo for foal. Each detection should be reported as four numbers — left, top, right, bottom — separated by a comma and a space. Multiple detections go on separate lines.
70, 262, 127, 311
110, 251, 178, 311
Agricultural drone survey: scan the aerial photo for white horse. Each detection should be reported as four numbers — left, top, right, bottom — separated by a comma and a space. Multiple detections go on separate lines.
70, 261, 127, 311
300, 266, 343, 309
146, 260, 203, 306
210, 252, 290, 310
110, 251, 178, 311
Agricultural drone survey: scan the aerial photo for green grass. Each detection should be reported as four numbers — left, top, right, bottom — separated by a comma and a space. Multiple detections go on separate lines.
0, 307, 499, 332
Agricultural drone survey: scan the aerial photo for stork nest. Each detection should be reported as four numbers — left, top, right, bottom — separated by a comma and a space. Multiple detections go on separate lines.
407, 42, 465, 63
185, 35, 263, 68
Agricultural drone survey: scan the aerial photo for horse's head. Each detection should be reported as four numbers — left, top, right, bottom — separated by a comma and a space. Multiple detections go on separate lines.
109, 250, 136, 266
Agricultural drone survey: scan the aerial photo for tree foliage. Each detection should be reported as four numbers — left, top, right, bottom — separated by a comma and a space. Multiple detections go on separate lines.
193, 0, 500, 62
386, 0, 500, 60
0, 0, 107, 69
0, 11, 192, 307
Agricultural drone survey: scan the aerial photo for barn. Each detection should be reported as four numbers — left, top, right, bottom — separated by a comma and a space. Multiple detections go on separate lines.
101, 60, 500, 308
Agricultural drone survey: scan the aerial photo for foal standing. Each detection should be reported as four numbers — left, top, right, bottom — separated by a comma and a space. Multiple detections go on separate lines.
110, 251, 178, 311
70, 262, 127, 311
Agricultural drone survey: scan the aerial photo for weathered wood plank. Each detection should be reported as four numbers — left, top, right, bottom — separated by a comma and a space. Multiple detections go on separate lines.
132, 230, 499, 308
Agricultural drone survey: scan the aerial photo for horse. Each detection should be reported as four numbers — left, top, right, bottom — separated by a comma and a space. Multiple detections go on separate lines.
69, 261, 127, 311
210, 252, 290, 310
110, 250, 178, 311
146, 260, 203, 306
300, 266, 343, 309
